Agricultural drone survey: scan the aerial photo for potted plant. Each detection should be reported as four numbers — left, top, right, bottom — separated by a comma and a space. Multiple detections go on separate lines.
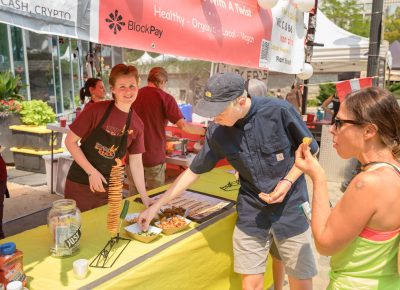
10, 100, 63, 173
0, 71, 25, 163
18, 100, 56, 126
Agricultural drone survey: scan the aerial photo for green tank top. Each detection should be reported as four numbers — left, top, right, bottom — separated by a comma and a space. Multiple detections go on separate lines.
328, 162, 400, 290
328, 234, 399, 290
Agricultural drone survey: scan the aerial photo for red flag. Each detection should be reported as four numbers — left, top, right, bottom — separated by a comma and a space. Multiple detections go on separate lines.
336, 77, 373, 103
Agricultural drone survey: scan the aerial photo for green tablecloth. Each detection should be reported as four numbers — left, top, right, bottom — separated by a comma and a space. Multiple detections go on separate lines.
2, 166, 273, 289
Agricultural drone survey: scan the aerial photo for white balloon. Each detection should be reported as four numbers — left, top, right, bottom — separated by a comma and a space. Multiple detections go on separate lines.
258, 0, 279, 9
295, 0, 315, 12
297, 63, 313, 80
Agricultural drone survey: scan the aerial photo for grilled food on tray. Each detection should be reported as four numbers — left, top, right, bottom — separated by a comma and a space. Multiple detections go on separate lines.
159, 206, 186, 219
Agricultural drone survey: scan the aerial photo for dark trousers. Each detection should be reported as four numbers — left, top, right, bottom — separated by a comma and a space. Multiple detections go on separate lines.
0, 181, 5, 239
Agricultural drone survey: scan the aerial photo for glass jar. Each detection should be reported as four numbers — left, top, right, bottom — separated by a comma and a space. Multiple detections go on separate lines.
47, 199, 81, 257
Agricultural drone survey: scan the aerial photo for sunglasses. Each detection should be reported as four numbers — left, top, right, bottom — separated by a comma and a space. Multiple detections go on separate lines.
333, 117, 365, 130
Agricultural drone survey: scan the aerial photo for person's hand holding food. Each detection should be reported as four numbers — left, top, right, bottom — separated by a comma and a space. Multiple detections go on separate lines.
295, 137, 323, 179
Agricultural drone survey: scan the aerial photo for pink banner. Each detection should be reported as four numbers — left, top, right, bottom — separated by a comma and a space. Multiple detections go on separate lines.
99, 0, 273, 69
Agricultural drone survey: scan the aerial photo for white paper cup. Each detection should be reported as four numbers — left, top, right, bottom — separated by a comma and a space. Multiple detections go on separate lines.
6, 281, 23, 290
73, 259, 89, 279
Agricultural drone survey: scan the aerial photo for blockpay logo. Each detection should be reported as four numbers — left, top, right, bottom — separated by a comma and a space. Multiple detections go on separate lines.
105, 10, 125, 34
105, 9, 163, 38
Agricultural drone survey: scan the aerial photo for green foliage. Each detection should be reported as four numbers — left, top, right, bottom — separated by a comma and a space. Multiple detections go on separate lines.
388, 82, 400, 98
147, 52, 161, 58
317, 83, 336, 103
124, 49, 145, 62
320, 0, 370, 37
307, 98, 320, 107
19, 100, 56, 125
0, 71, 25, 117
384, 7, 400, 43
0, 71, 25, 101
74, 95, 81, 107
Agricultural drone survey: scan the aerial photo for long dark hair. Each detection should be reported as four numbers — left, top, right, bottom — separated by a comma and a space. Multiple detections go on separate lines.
79, 78, 102, 104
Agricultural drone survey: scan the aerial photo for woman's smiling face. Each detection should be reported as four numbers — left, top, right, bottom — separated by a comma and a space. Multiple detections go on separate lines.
111, 75, 138, 106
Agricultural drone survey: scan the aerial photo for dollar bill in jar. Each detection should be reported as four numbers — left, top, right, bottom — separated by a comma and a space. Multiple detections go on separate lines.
48, 199, 81, 257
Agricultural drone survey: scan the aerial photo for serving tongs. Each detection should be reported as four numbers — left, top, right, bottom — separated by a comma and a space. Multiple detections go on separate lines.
90, 200, 131, 268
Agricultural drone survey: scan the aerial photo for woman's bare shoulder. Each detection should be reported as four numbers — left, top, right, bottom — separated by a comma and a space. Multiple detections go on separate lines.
350, 167, 400, 200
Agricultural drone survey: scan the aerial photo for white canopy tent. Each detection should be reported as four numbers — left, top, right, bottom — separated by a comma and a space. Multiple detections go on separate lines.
310, 11, 388, 73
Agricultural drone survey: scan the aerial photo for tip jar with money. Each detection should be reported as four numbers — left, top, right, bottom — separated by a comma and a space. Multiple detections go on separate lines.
47, 199, 81, 257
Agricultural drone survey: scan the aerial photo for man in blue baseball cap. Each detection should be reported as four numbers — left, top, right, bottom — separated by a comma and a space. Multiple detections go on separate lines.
139, 72, 318, 290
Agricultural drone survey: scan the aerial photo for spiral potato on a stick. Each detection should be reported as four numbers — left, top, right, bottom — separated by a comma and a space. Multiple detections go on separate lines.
107, 158, 124, 235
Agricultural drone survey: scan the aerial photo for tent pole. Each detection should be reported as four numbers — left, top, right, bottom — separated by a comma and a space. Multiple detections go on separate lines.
342, 0, 383, 194
366, 0, 383, 85
301, 0, 319, 115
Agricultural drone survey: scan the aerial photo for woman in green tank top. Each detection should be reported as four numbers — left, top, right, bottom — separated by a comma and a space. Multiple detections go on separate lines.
295, 87, 400, 290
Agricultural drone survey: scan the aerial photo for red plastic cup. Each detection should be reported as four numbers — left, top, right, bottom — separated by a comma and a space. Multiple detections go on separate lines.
60, 117, 67, 127
306, 114, 315, 123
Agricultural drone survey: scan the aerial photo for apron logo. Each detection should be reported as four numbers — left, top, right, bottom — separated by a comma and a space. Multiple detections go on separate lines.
276, 153, 284, 161
95, 142, 119, 159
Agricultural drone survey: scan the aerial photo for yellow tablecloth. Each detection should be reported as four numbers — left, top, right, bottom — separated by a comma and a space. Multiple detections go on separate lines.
2, 166, 272, 290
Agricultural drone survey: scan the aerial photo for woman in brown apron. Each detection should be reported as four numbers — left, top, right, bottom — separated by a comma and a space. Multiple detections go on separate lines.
64, 64, 151, 212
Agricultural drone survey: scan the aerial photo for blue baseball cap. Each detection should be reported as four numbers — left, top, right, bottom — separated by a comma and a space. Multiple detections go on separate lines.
194, 73, 245, 118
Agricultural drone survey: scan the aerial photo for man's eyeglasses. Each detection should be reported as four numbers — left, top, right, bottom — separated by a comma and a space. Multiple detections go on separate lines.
333, 117, 365, 130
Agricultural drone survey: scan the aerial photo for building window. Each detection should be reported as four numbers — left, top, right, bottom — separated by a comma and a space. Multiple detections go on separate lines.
59, 37, 74, 113
24, 31, 54, 108
51, 36, 62, 114
10, 26, 27, 98
0, 24, 11, 72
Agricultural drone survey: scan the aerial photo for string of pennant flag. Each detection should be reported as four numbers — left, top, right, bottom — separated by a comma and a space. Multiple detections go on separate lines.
297, 76, 376, 102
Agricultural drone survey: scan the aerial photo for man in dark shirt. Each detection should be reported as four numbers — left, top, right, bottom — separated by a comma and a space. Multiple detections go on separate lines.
139, 73, 318, 289
131, 67, 205, 191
